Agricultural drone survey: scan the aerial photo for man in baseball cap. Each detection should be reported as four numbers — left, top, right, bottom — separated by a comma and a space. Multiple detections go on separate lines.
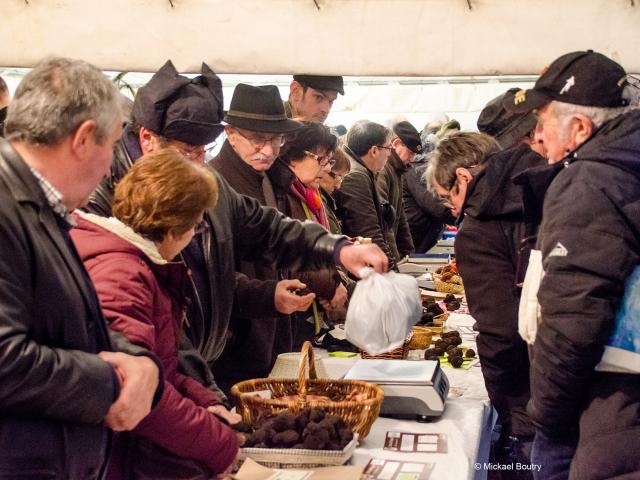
505, 50, 640, 479
284, 74, 344, 123
376, 121, 422, 262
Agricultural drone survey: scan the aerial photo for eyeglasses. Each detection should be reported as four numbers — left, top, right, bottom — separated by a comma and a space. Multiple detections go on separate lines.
194, 218, 210, 235
235, 128, 286, 151
436, 179, 459, 209
304, 150, 335, 167
376, 144, 394, 152
328, 171, 345, 182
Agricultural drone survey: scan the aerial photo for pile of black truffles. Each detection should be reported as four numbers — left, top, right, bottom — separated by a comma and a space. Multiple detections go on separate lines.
423, 331, 476, 368
443, 293, 461, 311
236, 408, 354, 450
417, 300, 445, 326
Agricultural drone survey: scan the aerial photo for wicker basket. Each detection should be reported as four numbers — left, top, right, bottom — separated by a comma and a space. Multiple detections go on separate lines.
433, 312, 449, 325
360, 334, 411, 359
409, 328, 433, 349
231, 342, 383, 438
434, 279, 465, 294
240, 436, 358, 469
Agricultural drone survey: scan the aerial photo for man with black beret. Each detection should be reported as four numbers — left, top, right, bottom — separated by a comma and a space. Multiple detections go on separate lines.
84, 62, 389, 416
376, 121, 419, 261
284, 74, 344, 123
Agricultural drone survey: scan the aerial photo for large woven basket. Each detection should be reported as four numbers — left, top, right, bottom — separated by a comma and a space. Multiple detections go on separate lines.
231, 342, 383, 438
409, 328, 433, 349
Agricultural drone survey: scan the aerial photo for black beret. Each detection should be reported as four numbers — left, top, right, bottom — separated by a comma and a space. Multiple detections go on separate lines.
132, 60, 224, 146
293, 75, 344, 95
393, 121, 422, 154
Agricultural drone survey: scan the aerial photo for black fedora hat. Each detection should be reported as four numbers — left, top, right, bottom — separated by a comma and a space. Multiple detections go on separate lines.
224, 84, 302, 133
132, 60, 224, 146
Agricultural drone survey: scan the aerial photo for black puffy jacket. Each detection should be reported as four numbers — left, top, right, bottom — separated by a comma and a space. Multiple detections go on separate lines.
455, 144, 544, 439
528, 110, 640, 480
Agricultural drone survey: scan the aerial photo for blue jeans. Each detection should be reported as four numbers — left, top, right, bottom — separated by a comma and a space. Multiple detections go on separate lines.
530, 430, 578, 480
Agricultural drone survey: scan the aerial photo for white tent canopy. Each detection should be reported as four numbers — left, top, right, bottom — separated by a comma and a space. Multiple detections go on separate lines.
3, 0, 640, 75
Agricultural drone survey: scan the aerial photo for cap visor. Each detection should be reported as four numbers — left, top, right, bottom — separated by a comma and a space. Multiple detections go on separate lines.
503, 89, 551, 114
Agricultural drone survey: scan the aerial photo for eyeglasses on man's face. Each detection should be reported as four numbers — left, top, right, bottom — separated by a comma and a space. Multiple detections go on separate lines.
376, 144, 394, 152
328, 171, 345, 183
303, 150, 335, 167
235, 128, 286, 151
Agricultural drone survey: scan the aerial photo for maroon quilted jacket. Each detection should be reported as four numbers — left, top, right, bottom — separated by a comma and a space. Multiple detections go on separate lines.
71, 213, 238, 477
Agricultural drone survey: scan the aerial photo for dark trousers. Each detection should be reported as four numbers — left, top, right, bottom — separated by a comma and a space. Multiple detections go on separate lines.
531, 430, 578, 480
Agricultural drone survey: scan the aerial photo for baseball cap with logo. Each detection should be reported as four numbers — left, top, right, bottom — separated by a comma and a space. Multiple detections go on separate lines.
504, 50, 629, 114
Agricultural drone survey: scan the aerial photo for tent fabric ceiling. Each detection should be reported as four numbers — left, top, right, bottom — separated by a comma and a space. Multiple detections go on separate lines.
3, 0, 640, 75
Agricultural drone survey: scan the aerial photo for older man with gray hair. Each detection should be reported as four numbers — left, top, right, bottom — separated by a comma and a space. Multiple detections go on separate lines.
506, 50, 640, 480
0, 57, 161, 479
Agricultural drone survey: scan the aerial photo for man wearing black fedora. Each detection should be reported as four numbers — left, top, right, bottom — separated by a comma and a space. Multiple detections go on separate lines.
210, 84, 317, 394
284, 75, 344, 123
85, 63, 389, 414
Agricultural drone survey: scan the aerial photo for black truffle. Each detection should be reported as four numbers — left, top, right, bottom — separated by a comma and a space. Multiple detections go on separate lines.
442, 331, 460, 339
446, 301, 461, 311
424, 348, 439, 360
308, 408, 326, 423
443, 294, 457, 304
447, 347, 462, 358
450, 356, 464, 368
418, 312, 434, 325
433, 346, 446, 356
465, 349, 476, 358
272, 429, 301, 447
272, 411, 297, 432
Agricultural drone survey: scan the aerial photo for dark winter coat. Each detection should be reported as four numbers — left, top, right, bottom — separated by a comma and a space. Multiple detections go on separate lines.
209, 142, 296, 390
85, 128, 344, 392
72, 214, 237, 477
524, 110, 640, 480
0, 139, 159, 480
455, 144, 544, 439
377, 150, 414, 260
334, 147, 395, 270
402, 157, 455, 252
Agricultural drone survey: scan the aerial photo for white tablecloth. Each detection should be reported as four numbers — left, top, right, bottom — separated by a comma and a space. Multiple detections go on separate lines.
317, 313, 495, 480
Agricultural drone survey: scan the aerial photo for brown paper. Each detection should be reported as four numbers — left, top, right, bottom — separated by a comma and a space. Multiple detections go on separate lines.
234, 458, 363, 480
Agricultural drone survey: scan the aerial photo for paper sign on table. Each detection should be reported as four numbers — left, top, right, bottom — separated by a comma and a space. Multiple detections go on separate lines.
362, 458, 434, 480
384, 431, 447, 453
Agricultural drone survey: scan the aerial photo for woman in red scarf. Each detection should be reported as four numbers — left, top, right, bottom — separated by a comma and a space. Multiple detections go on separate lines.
281, 122, 348, 348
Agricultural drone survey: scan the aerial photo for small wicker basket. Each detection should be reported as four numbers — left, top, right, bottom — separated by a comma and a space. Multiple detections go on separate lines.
409, 328, 433, 349
434, 279, 465, 294
231, 342, 383, 438
360, 334, 412, 359
433, 312, 449, 325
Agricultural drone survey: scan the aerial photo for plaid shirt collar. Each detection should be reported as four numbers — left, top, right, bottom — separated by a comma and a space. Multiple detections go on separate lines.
28, 166, 75, 228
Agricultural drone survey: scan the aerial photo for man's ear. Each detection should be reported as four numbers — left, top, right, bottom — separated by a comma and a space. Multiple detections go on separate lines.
391, 137, 403, 148
139, 126, 159, 154
70, 119, 97, 158
290, 80, 303, 102
571, 114, 594, 147
455, 167, 474, 184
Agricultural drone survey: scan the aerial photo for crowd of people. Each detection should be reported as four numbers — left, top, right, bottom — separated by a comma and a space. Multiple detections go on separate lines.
0, 49, 638, 480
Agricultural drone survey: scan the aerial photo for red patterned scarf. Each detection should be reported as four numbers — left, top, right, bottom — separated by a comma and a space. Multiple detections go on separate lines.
290, 178, 329, 230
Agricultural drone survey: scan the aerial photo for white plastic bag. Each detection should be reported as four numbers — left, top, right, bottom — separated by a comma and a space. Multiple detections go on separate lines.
518, 249, 544, 345
345, 267, 422, 355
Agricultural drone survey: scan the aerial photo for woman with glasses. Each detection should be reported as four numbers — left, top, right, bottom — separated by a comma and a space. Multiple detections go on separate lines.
280, 122, 349, 347
425, 129, 545, 470
318, 146, 351, 236
71, 150, 242, 479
